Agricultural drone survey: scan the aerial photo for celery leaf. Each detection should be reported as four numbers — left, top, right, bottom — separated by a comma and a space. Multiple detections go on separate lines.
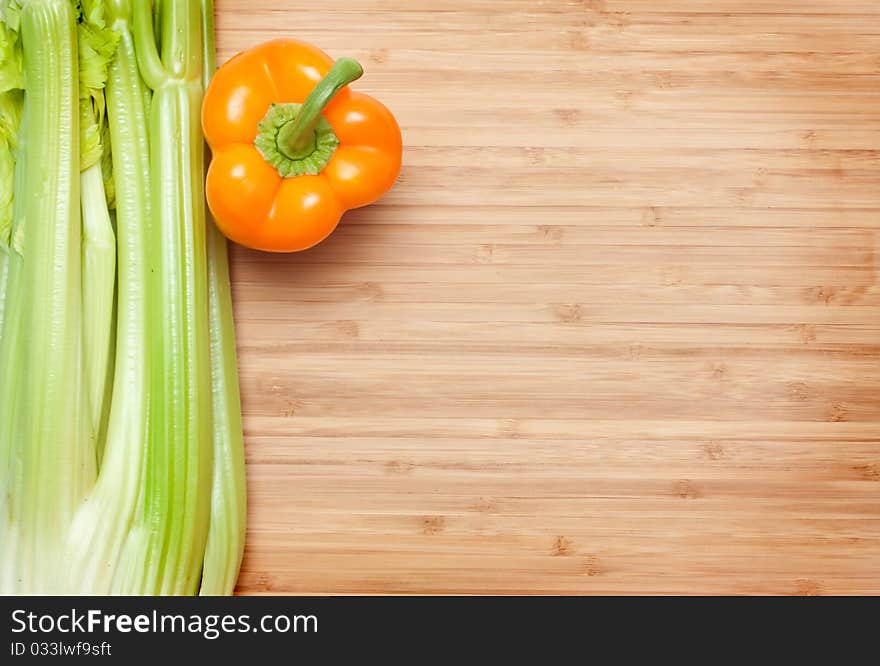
0, 14, 21, 248
77, 14, 118, 171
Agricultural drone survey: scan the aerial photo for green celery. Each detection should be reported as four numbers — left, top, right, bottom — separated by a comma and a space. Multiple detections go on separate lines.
198, 0, 246, 595
0, 10, 23, 505
0, 12, 22, 338
65, 0, 153, 594
0, 0, 245, 596
130, 0, 213, 596
0, 0, 91, 594
78, 6, 118, 447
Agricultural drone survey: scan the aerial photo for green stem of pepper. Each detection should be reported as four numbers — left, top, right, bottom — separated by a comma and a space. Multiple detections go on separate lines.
276, 58, 363, 161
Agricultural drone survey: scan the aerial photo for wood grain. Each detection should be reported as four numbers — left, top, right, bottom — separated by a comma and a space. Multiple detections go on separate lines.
215, 0, 880, 595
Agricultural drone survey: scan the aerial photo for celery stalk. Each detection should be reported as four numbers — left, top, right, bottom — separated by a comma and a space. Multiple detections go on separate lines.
0, 249, 7, 333
67, 0, 151, 594
198, 0, 246, 596
0, 12, 23, 591
81, 162, 116, 446
200, 221, 247, 596
0, 0, 92, 594
65, 0, 154, 595
0, 14, 23, 459
0, 0, 245, 596
0, 102, 24, 513
130, 0, 213, 596
78, 5, 119, 451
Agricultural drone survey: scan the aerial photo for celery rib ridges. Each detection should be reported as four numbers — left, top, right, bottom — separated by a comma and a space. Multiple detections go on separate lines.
0, 0, 246, 596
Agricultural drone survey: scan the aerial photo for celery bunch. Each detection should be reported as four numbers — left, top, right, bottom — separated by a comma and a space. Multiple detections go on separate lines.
0, 0, 245, 595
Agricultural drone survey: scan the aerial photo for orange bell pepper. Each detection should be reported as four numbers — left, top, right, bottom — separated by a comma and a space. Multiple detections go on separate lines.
202, 39, 402, 252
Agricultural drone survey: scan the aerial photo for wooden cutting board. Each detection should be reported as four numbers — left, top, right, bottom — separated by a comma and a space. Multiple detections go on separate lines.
215, 0, 880, 595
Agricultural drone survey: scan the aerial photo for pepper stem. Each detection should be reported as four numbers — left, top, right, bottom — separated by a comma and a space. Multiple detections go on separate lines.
276, 58, 364, 161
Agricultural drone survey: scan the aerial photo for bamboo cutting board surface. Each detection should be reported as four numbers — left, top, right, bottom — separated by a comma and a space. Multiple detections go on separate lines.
215, 0, 880, 595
